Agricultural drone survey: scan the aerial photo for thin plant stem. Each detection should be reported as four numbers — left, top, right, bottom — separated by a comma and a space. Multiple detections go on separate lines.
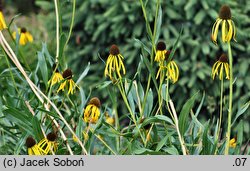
168, 100, 187, 155
140, 0, 160, 118
91, 131, 117, 155
7, 28, 32, 72
2, 49, 19, 93
117, 80, 146, 145
54, 0, 60, 63
64, 0, 76, 49
218, 77, 224, 140
156, 68, 165, 115
113, 89, 120, 152
215, 77, 224, 154
165, 78, 186, 155
225, 42, 233, 155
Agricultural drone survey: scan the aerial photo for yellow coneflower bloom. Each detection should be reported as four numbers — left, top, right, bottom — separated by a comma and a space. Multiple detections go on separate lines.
212, 54, 230, 80
155, 41, 167, 62
166, 60, 179, 83
37, 132, 58, 155
48, 64, 63, 86
83, 97, 101, 124
57, 69, 78, 95
229, 138, 237, 148
104, 44, 126, 80
26, 137, 42, 155
156, 50, 179, 84
156, 50, 170, 79
12, 28, 33, 45
49, 72, 63, 86
211, 5, 236, 44
0, 11, 7, 30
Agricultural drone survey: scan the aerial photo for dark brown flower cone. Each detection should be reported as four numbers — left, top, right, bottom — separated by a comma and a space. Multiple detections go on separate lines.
62, 69, 73, 79
219, 5, 231, 20
26, 136, 36, 148
88, 97, 101, 108
157, 41, 166, 51
110, 44, 120, 55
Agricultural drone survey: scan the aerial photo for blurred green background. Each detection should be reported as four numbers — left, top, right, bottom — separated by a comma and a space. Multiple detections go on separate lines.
2, 0, 250, 145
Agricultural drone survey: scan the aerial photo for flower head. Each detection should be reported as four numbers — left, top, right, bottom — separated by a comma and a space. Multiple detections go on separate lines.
104, 44, 126, 80
211, 5, 236, 44
57, 69, 78, 95
229, 137, 237, 148
12, 27, 33, 45
37, 132, 58, 155
155, 41, 167, 62
48, 64, 63, 86
156, 51, 179, 83
26, 136, 42, 155
83, 97, 101, 124
211, 54, 230, 80
0, 2, 7, 30
166, 60, 179, 83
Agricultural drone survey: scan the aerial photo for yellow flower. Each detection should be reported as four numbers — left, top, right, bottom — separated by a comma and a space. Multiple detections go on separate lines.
105, 112, 114, 125
211, 5, 236, 44
166, 60, 179, 83
155, 41, 167, 62
156, 51, 179, 84
83, 97, 101, 124
57, 69, 78, 95
12, 28, 33, 45
0, 11, 7, 30
37, 132, 58, 155
212, 54, 230, 80
104, 44, 126, 80
26, 137, 42, 155
229, 138, 237, 148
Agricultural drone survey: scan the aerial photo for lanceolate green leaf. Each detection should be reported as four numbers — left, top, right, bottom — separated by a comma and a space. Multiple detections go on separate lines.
179, 91, 199, 137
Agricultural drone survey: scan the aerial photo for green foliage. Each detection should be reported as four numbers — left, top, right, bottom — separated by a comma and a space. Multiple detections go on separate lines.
0, 0, 249, 155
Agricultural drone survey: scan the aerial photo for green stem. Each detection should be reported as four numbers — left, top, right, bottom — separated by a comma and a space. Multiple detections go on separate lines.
225, 42, 233, 155
218, 77, 223, 140
63, 0, 76, 50
118, 81, 146, 145
140, 0, 160, 116
54, 0, 60, 63
156, 69, 164, 115
113, 87, 120, 152
2, 48, 19, 93
215, 77, 224, 154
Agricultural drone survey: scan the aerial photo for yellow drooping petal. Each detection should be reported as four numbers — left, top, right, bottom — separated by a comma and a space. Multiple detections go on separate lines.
48, 72, 63, 86
37, 139, 50, 155
0, 11, 7, 30
224, 63, 230, 79
167, 61, 179, 83
229, 138, 236, 148
219, 63, 224, 80
212, 19, 222, 44
211, 61, 230, 80
37, 138, 57, 155
26, 32, 33, 42
232, 20, 237, 42
57, 80, 67, 93
104, 53, 126, 80
226, 20, 233, 42
221, 20, 226, 42
28, 145, 42, 155
83, 104, 100, 124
